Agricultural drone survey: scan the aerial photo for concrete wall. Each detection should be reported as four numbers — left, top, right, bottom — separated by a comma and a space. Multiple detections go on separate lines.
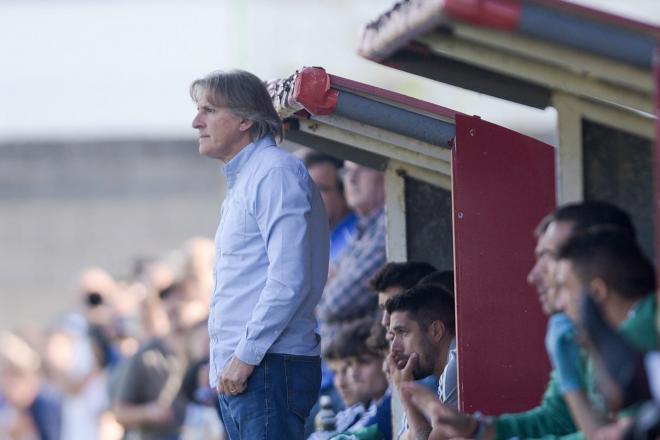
0, 139, 224, 329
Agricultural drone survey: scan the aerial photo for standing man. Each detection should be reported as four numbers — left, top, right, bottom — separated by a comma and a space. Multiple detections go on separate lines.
317, 161, 386, 348
114, 284, 193, 440
302, 151, 357, 264
191, 70, 329, 439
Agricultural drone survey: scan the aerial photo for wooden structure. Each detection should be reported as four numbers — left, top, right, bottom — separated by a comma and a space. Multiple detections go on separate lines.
268, 67, 555, 417
359, 0, 660, 260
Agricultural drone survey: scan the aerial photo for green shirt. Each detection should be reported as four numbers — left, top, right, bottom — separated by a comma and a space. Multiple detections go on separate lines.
494, 295, 656, 440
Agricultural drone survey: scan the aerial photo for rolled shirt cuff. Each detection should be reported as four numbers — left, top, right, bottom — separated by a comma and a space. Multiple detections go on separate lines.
234, 338, 267, 366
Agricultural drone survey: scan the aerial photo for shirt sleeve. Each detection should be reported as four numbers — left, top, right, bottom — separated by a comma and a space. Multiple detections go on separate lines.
439, 349, 458, 408
233, 166, 320, 365
114, 352, 144, 404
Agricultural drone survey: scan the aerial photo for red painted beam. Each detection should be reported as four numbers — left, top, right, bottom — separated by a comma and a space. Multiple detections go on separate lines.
291, 66, 459, 121
444, 0, 522, 31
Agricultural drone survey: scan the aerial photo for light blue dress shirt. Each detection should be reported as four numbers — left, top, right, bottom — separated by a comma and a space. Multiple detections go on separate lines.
208, 136, 329, 387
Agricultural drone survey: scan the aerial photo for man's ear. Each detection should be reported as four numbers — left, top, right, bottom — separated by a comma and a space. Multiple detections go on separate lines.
428, 320, 446, 343
589, 277, 608, 304
239, 119, 253, 132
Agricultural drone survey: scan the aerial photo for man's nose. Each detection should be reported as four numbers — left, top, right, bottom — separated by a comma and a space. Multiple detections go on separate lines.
390, 337, 402, 353
554, 288, 568, 312
527, 261, 541, 288
192, 112, 204, 129
380, 311, 390, 329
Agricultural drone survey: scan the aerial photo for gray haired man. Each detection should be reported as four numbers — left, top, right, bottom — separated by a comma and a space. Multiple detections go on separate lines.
191, 70, 329, 439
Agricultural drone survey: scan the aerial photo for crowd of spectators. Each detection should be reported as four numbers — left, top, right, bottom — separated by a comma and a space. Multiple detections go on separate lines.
0, 238, 225, 440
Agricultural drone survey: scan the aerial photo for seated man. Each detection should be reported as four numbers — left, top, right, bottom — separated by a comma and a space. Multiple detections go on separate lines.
416, 270, 457, 407
302, 151, 357, 265
370, 264, 456, 440
550, 227, 657, 439
302, 151, 358, 429
317, 162, 386, 349
369, 261, 437, 331
417, 270, 454, 296
402, 226, 657, 440
312, 319, 390, 440
336, 320, 393, 440
388, 201, 637, 440
385, 285, 456, 440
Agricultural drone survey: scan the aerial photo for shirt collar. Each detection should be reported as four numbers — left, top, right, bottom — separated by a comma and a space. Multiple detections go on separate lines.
221, 135, 275, 187
334, 211, 357, 232
621, 293, 653, 328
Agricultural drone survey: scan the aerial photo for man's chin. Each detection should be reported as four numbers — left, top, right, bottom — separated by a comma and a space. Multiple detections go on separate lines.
538, 295, 552, 314
540, 299, 562, 316
412, 368, 431, 381
342, 396, 358, 407
198, 145, 218, 159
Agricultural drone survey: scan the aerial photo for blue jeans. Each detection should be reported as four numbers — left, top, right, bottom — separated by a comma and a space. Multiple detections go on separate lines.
218, 353, 321, 440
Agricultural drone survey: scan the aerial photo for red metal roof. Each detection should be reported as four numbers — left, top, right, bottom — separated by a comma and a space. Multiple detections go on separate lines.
269, 67, 458, 121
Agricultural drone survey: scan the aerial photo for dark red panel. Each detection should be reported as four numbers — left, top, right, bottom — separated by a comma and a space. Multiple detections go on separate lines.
452, 114, 555, 414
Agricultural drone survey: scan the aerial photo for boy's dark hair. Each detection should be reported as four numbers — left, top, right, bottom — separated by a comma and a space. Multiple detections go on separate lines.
535, 201, 635, 238
370, 261, 437, 293
386, 285, 455, 334
322, 317, 384, 361
557, 227, 655, 300
303, 151, 344, 170
418, 270, 454, 296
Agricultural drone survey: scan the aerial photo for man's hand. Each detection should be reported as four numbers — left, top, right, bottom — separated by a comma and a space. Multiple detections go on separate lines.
400, 382, 478, 439
385, 352, 418, 389
545, 313, 584, 393
594, 418, 633, 440
217, 356, 255, 396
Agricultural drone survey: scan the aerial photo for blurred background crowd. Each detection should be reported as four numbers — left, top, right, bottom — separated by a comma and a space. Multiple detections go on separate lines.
0, 237, 223, 440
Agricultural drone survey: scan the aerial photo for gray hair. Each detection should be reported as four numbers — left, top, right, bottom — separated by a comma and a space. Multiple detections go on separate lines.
190, 70, 283, 143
